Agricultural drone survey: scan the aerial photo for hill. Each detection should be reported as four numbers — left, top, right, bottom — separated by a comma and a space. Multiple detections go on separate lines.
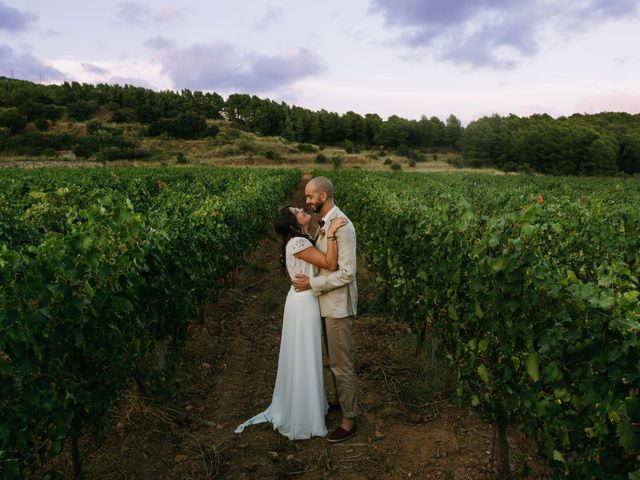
1, 77, 639, 175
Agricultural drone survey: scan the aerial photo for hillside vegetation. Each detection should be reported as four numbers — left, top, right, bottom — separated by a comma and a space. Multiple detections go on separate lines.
1, 77, 639, 175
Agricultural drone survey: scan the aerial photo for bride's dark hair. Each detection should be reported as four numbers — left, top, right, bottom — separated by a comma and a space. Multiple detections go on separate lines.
274, 205, 312, 275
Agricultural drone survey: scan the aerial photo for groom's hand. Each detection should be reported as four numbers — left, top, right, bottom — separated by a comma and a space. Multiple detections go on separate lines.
292, 274, 311, 292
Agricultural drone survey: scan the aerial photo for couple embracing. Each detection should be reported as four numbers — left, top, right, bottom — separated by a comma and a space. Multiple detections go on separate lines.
235, 176, 360, 442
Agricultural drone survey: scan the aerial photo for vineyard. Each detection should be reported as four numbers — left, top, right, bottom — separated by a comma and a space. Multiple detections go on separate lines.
1, 167, 639, 479
0, 167, 299, 478
328, 170, 640, 479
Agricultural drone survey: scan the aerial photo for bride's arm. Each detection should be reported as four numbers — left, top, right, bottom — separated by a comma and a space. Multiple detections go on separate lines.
294, 218, 347, 270
295, 235, 338, 270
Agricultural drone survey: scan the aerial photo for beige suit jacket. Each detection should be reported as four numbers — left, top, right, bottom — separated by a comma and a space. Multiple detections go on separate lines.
309, 206, 358, 318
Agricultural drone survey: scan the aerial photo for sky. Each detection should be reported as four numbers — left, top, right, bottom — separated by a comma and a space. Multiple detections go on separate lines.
1, 0, 639, 124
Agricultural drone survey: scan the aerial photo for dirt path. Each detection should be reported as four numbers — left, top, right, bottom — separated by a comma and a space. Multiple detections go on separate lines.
52, 182, 550, 480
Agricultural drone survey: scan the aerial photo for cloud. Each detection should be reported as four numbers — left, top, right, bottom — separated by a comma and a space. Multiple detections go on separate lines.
105, 76, 154, 89
157, 42, 326, 92
47, 57, 171, 90
153, 5, 187, 22
256, 6, 284, 29
370, 0, 640, 68
82, 63, 109, 75
144, 35, 175, 50
115, 2, 186, 25
0, 44, 65, 81
115, 1, 147, 24
575, 0, 639, 21
576, 90, 640, 114
0, 1, 36, 31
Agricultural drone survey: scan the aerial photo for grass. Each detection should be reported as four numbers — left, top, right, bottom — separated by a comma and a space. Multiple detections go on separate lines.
389, 331, 452, 408
1, 118, 506, 174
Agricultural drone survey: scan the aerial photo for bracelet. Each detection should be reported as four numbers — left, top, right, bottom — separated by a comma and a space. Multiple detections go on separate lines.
327, 236, 337, 240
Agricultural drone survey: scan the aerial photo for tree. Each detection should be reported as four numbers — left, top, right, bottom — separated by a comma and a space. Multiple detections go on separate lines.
202, 92, 224, 119
249, 100, 285, 136
308, 114, 322, 144
0, 108, 27, 134
617, 131, 640, 174
444, 114, 463, 149
363, 113, 382, 146
224, 93, 251, 126
318, 110, 342, 145
373, 115, 409, 149
582, 135, 618, 175
343, 111, 365, 145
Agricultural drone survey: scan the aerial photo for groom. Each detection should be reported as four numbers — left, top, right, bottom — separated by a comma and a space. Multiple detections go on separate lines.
292, 176, 360, 443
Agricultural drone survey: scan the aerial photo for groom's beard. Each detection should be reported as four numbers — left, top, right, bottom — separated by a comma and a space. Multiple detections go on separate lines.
312, 202, 323, 213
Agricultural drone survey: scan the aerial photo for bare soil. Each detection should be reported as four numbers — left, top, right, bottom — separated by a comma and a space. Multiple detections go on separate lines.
42, 182, 551, 480
0, 159, 103, 168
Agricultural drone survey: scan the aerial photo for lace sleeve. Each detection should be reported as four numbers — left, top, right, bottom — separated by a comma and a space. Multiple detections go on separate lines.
287, 236, 313, 255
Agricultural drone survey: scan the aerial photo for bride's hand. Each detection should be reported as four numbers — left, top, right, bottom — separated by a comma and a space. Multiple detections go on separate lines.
327, 217, 348, 236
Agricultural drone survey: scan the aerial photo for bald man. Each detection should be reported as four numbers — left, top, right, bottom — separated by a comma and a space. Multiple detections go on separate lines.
292, 176, 360, 443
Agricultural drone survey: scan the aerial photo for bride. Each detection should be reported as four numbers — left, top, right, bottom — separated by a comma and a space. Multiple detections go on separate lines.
235, 205, 347, 440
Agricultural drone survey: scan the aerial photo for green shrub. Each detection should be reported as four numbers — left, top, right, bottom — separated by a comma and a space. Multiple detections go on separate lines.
205, 124, 220, 138
264, 150, 280, 160
332, 155, 343, 169
147, 118, 172, 137
96, 148, 153, 162
67, 100, 98, 121
34, 119, 49, 131
218, 144, 237, 157
236, 138, 257, 154
86, 120, 103, 135
315, 153, 327, 164
383, 158, 392, 165
111, 109, 135, 123
44, 105, 65, 121
390, 162, 402, 171
297, 143, 316, 153
447, 156, 464, 168
215, 128, 241, 144
501, 161, 519, 173
396, 144, 425, 161
41, 148, 56, 157
176, 153, 188, 164
517, 163, 534, 174
146, 111, 207, 139
72, 143, 93, 159
342, 140, 359, 154
171, 111, 207, 139
0, 108, 28, 134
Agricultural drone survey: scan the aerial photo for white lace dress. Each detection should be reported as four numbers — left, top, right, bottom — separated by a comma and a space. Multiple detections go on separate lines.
235, 236, 328, 439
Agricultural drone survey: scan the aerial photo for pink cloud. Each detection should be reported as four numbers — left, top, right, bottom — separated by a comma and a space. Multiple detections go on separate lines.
576, 91, 640, 114
116, 2, 186, 25
158, 42, 326, 93
369, 0, 640, 69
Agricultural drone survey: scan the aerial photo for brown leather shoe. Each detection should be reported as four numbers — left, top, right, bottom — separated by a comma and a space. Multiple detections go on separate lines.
327, 423, 358, 443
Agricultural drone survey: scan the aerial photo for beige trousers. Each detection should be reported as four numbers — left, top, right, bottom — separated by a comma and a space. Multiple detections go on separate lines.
323, 315, 360, 418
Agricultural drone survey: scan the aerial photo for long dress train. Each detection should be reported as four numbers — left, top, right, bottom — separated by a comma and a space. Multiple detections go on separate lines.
234, 236, 328, 440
